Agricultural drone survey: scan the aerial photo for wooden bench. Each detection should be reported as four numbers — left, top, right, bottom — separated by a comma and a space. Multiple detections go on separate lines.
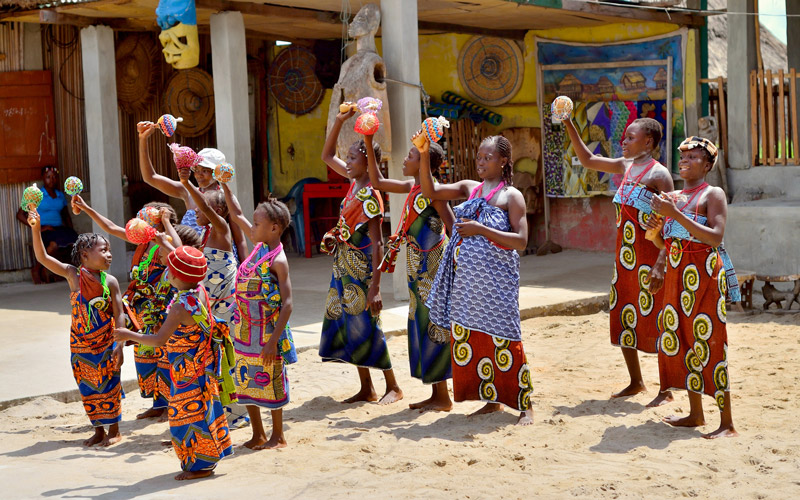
736, 270, 756, 310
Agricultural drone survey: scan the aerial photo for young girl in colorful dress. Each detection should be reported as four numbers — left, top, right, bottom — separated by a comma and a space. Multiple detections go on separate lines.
366, 131, 455, 411
222, 184, 297, 449
72, 196, 178, 419
177, 168, 237, 324
563, 117, 675, 406
318, 107, 403, 405
136, 121, 248, 260
28, 210, 125, 446
114, 246, 234, 480
422, 135, 534, 425
648, 136, 739, 439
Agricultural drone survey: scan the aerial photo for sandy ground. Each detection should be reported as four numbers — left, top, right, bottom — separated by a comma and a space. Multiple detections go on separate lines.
1, 311, 799, 499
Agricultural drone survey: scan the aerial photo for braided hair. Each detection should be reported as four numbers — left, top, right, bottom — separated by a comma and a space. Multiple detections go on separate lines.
174, 224, 202, 248
354, 139, 382, 162
480, 135, 514, 186
256, 195, 291, 233
143, 201, 178, 225
71, 233, 109, 267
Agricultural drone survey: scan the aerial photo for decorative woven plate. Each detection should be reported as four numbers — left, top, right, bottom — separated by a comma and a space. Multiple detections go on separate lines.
268, 46, 324, 115
457, 36, 524, 107
162, 68, 215, 137
116, 34, 160, 112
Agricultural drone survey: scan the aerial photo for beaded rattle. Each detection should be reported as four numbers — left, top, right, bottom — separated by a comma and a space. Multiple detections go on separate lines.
213, 163, 235, 183
550, 96, 573, 122
157, 114, 183, 137
125, 217, 157, 244
353, 97, 383, 136
20, 184, 43, 212
169, 143, 201, 171
64, 176, 83, 215
339, 101, 358, 113
137, 206, 162, 227
412, 116, 450, 149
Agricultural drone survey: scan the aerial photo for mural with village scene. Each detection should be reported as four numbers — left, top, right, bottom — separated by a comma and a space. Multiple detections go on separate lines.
537, 32, 686, 197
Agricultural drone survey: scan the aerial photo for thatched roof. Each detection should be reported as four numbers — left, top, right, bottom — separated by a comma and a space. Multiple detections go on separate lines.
707, 0, 787, 78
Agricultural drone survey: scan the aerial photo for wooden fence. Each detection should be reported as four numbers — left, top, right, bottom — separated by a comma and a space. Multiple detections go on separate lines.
749, 69, 799, 165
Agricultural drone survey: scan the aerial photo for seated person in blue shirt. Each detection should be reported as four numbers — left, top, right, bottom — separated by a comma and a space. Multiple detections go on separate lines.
16, 166, 78, 283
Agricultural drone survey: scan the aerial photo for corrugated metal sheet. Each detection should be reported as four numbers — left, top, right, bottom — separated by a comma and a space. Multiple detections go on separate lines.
0, 22, 24, 72
0, 183, 33, 270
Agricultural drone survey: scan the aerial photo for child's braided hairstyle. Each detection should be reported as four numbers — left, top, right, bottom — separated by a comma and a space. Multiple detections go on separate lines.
256, 195, 292, 234
71, 233, 110, 267
480, 135, 514, 186
354, 139, 382, 162
174, 224, 202, 248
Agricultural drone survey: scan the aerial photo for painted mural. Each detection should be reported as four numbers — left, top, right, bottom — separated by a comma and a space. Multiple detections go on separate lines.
535, 31, 686, 197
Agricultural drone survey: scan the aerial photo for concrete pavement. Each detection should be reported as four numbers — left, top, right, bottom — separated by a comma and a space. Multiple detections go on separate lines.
0, 250, 613, 408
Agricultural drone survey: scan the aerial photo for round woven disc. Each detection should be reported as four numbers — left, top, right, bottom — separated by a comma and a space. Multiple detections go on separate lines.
162, 68, 215, 137
116, 34, 160, 112
457, 36, 524, 107
268, 46, 324, 115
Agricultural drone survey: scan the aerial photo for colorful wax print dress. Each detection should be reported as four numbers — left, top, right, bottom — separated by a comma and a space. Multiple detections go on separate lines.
657, 200, 740, 411
123, 243, 169, 407
70, 269, 123, 426
427, 183, 533, 411
233, 243, 297, 409
166, 286, 234, 472
609, 160, 664, 354
380, 185, 451, 384
319, 183, 391, 370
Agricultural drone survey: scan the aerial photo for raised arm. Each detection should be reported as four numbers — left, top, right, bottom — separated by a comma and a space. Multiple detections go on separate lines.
321, 109, 355, 178
418, 138, 476, 201
27, 210, 79, 287
159, 208, 180, 246
260, 256, 293, 362
71, 195, 127, 242
365, 134, 413, 193
221, 183, 252, 233
563, 119, 627, 174
137, 122, 189, 202
178, 169, 231, 241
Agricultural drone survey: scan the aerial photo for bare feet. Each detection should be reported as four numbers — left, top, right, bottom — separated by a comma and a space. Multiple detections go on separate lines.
646, 391, 674, 408
161, 440, 173, 447
663, 414, 705, 427
175, 470, 214, 481
100, 425, 122, 446
469, 403, 504, 417
241, 435, 268, 449
159, 412, 170, 423
517, 409, 534, 426
378, 388, 404, 405
342, 388, 378, 404
136, 407, 166, 420
253, 434, 287, 450
83, 428, 105, 447
702, 425, 738, 439
408, 396, 434, 410
611, 381, 647, 398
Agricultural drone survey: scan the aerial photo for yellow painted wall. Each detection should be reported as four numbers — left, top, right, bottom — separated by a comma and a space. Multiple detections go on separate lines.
269, 21, 698, 194
271, 89, 332, 197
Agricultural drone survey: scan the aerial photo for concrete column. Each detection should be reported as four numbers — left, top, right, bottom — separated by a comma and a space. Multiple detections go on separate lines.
381, 0, 421, 301
726, 0, 757, 170
80, 26, 126, 278
211, 11, 254, 217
